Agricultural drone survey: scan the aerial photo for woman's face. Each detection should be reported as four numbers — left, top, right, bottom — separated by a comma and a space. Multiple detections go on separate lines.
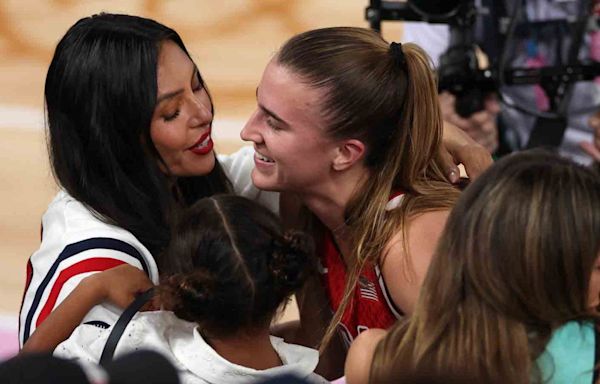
588, 254, 600, 310
150, 40, 215, 177
240, 59, 339, 193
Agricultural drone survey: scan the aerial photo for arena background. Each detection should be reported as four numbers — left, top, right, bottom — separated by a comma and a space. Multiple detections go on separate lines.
0, 0, 404, 358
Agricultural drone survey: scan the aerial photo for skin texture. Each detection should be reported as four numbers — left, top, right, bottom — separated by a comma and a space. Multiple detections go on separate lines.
380, 210, 450, 314
344, 328, 387, 384
439, 120, 493, 182
241, 59, 341, 194
150, 40, 215, 177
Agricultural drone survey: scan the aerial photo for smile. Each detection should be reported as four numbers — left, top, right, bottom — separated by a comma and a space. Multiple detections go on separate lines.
255, 150, 274, 163
188, 131, 213, 155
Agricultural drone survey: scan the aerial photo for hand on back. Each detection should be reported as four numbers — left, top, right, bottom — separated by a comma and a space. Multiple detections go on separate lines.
87, 264, 154, 309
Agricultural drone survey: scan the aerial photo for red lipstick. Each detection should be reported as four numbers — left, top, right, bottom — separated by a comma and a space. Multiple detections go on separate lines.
188, 132, 213, 155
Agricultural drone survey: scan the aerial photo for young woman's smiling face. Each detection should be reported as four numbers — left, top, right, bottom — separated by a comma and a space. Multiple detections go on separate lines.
240, 59, 340, 193
150, 40, 215, 177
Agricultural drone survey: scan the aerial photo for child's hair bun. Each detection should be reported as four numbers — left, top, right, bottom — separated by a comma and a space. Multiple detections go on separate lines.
269, 230, 315, 293
160, 269, 216, 322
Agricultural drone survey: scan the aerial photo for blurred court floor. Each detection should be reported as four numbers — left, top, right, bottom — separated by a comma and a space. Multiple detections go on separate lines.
0, 0, 404, 344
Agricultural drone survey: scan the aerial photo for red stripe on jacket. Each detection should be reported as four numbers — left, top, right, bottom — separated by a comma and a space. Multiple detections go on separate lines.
35, 258, 126, 327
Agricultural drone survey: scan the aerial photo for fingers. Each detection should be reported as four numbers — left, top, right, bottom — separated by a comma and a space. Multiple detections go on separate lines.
100, 264, 154, 308
438, 146, 460, 184
484, 94, 501, 114
468, 110, 491, 126
459, 148, 494, 180
439, 93, 499, 155
441, 118, 493, 181
581, 141, 600, 162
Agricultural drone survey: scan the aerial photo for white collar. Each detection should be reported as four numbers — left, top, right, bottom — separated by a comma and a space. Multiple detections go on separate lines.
170, 326, 320, 384
385, 193, 405, 211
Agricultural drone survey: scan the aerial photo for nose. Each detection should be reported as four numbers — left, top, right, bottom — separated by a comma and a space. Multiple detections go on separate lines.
240, 109, 262, 144
188, 94, 213, 128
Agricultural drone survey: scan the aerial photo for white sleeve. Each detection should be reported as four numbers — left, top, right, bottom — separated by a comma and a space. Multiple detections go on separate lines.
401, 22, 450, 67
218, 146, 280, 215
20, 235, 153, 346
20, 192, 159, 347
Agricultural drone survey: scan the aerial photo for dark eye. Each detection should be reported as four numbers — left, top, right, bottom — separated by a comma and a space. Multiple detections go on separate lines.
163, 110, 180, 122
266, 116, 280, 130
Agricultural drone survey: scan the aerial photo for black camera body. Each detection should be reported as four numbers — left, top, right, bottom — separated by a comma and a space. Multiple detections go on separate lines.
367, 0, 495, 117
366, 0, 599, 121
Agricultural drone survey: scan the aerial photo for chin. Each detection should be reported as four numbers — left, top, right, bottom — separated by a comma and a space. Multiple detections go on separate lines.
179, 157, 216, 177
250, 170, 281, 192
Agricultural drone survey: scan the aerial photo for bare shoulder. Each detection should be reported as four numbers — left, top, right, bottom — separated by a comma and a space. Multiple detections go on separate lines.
380, 209, 450, 314
387, 209, 450, 248
345, 329, 387, 384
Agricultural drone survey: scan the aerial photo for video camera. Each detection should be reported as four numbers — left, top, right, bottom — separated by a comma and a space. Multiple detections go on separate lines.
366, 0, 600, 122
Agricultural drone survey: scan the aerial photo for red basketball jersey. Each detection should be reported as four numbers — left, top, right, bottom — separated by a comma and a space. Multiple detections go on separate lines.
318, 192, 405, 346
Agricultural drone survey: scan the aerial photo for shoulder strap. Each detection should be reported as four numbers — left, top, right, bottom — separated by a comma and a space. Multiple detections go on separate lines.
99, 288, 155, 367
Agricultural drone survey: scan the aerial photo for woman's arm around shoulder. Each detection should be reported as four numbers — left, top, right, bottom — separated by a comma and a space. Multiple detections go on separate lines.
345, 328, 387, 384
380, 209, 450, 315
21, 265, 153, 354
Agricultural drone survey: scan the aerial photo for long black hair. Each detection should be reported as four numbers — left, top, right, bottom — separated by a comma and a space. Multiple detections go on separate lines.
45, 13, 231, 258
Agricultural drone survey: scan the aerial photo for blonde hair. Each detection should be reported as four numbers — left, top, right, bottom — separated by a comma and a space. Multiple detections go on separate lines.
277, 27, 459, 349
370, 150, 600, 383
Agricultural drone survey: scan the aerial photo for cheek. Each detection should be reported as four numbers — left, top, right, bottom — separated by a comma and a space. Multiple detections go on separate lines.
151, 124, 180, 155
588, 270, 600, 309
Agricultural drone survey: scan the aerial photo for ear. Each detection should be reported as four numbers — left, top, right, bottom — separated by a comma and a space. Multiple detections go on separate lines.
332, 139, 366, 171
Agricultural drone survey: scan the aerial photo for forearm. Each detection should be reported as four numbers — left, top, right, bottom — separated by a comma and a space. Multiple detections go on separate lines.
22, 274, 104, 354
296, 275, 347, 379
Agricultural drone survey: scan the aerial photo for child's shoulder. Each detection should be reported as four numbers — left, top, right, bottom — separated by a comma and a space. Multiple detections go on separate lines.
270, 336, 328, 382
132, 310, 197, 335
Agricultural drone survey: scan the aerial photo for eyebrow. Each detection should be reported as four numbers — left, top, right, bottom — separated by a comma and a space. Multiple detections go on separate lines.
156, 67, 201, 105
255, 87, 290, 127
156, 89, 183, 105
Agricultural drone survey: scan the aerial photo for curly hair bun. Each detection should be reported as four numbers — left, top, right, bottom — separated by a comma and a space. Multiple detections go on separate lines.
160, 269, 216, 322
269, 230, 316, 294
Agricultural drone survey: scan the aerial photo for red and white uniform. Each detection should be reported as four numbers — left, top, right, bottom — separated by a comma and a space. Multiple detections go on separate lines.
19, 190, 160, 347
318, 193, 405, 346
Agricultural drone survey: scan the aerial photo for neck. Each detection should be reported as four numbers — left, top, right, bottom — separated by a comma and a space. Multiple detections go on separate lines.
204, 327, 282, 370
299, 165, 369, 266
300, 164, 369, 233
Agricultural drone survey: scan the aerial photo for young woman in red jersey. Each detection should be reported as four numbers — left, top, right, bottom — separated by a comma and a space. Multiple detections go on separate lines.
241, 27, 465, 377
